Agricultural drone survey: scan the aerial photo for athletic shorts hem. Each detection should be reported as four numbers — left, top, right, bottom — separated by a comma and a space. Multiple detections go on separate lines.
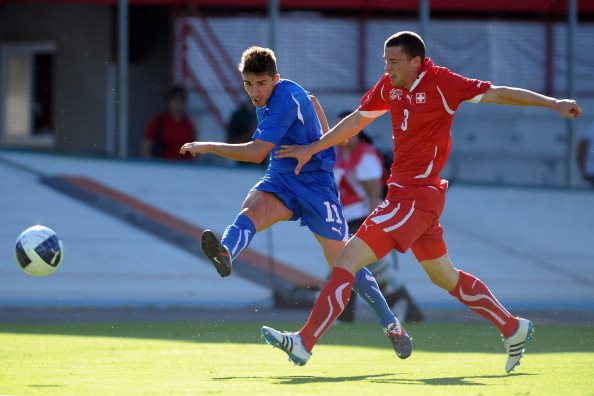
355, 223, 401, 260
410, 240, 448, 261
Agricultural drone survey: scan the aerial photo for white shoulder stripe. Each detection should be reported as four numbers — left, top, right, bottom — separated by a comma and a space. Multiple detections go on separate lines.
436, 85, 454, 115
291, 94, 304, 124
466, 93, 484, 103
359, 110, 388, 119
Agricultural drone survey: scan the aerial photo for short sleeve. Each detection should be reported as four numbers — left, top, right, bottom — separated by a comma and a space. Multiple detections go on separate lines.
437, 69, 491, 112
355, 152, 384, 181
252, 94, 296, 144
358, 75, 390, 119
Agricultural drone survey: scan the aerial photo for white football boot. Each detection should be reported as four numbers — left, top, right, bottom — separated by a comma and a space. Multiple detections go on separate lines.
261, 326, 311, 366
503, 317, 535, 373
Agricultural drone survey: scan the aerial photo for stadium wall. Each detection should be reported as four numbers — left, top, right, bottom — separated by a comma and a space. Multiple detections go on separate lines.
1, 5, 593, 186
0, 3, 111, 154
0, 3, 171, 157
178, 15, 594, 187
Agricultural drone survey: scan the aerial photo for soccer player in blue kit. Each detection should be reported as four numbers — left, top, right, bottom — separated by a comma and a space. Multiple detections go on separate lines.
180, 46, 412, 364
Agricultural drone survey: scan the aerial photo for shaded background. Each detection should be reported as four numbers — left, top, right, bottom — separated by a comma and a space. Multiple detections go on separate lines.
0, 1, 593, 320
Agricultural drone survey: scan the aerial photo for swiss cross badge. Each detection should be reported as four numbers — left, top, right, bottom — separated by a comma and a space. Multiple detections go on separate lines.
389, 88, 403, 101
416, 92, 426, 104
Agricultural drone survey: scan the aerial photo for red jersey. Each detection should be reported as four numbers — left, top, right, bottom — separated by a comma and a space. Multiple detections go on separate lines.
334, 142, 385, 221
358, 59, 490, 189
144, 113, 196, 160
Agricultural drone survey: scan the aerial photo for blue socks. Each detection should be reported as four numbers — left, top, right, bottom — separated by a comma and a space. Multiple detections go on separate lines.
353, 267, 397, 329
220, 213, 397, 330
221, 214, 256, 261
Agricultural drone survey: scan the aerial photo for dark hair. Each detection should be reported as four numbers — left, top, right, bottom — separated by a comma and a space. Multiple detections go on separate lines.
384, 31, 426, 61
164, 86, 186, 103
238, 46, 278, 77
358, 131, 374, 145
338, 110, 351, 120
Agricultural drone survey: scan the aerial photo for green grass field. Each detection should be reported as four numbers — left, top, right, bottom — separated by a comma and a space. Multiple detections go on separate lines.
1, 321, 592, 395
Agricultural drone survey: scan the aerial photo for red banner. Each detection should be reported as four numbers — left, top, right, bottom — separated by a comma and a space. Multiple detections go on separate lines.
3, 0, 593, 14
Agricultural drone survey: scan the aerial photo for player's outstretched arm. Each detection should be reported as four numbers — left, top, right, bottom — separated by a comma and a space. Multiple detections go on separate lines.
276, 111, 373, 174
180, 139, 275, 163
481, 85, 582, 119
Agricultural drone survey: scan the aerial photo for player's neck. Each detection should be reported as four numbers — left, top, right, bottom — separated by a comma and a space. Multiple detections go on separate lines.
402, 70, 422, 90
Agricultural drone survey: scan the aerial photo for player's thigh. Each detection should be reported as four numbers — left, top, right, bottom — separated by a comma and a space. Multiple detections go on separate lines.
418, 253, 459, 291
335, 236, 379, 274
356, 198, 433, 260
312, 233, 346, 268
240, 190, 292, 232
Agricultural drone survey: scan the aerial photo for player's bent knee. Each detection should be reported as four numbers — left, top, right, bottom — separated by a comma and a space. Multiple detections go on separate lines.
427, 273, 453, 290
335, 236, 378, 274
420, 254, 458, 291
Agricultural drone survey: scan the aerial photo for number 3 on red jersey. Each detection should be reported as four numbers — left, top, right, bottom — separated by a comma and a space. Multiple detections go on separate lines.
401, 109, 409, 131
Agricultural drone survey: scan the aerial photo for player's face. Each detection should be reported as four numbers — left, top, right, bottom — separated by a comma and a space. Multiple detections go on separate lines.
167, 96, 186, 119
242, 73, 280, 107
384, 46, 422, 90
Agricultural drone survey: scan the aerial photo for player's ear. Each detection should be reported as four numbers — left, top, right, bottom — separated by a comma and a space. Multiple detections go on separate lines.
273, 74, 280, 83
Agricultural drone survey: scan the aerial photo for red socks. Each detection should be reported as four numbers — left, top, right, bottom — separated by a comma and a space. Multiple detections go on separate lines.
449, 270, 519, 338
299, 267, 354, 352
299, 268, 519, 352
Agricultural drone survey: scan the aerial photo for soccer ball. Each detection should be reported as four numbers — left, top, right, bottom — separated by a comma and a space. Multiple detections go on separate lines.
15, 225, 64, 276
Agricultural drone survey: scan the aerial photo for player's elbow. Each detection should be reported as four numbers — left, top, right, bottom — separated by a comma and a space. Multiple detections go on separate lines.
249, 149, 269, 163
247, 140, 273, 163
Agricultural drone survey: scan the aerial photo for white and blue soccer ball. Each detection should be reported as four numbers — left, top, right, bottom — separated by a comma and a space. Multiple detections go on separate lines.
15, 225, 64, 276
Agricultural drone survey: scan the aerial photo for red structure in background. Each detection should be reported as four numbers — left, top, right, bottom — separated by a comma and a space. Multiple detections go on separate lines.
3, 0, 594, 15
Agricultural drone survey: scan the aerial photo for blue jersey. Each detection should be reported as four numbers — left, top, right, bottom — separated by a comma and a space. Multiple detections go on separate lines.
252, 79, 336, 173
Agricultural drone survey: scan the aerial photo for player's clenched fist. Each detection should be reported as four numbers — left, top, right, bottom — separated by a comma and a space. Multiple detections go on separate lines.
555, 99, 582, 119
180, 141, 209, 156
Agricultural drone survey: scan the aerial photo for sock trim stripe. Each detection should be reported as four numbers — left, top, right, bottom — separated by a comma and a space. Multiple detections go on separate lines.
335, 282, 350, 311
467, 304, 506, 325
230, 233, 243, 256
239, 229, 252, 255
313, 296, 334, 338
459, 288, 512, 320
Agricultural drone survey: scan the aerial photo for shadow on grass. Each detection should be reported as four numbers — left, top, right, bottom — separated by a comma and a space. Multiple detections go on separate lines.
213, 372, 538, 386
1, 321, 593, 353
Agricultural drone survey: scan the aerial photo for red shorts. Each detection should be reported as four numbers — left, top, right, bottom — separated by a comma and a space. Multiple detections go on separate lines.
355, 182, 448, 261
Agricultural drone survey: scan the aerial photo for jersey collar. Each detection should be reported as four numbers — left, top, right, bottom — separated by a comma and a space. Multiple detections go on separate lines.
409, 58, 434, 92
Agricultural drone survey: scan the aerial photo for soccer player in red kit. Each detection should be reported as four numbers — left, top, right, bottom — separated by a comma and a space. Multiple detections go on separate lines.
262, 31, 582, 373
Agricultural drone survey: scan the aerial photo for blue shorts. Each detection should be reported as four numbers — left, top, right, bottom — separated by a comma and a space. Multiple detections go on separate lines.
251, 170, 348, 241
